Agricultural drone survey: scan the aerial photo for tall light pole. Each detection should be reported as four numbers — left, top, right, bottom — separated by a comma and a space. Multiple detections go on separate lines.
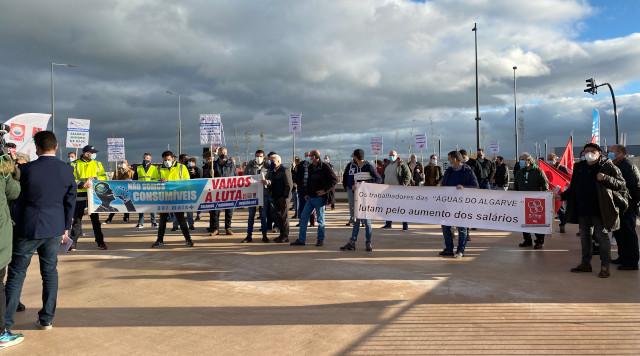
513, 66, 518, 160
51, 62, 76, 135
472, 23, 481, 152
166, 90, 182, 155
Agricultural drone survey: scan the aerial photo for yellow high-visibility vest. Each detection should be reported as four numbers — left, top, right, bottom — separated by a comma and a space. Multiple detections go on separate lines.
136, 164, 160, 181
72, 159, 107, 193
159, 162, 190, 181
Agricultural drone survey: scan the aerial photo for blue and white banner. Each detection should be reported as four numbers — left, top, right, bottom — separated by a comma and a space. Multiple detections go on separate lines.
592, 109, 600, 145
88, 175, 263, 213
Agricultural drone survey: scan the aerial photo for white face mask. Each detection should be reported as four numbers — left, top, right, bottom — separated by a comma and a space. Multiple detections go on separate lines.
163, 160, 173, 168
121, 163, 128, 169
255, 156, 264, 165
585, 152, 598, 162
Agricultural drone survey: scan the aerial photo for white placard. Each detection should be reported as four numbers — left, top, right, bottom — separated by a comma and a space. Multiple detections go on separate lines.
356, 183, 553, 234
200, 114, 223, 145
2, 113, 50, 161
107, 138, 125, 162
370, 137, 383, 155
490, 140, 500, 154
414, 133, 427, 150
66, 118, 90, 149
289, 114, 302, 133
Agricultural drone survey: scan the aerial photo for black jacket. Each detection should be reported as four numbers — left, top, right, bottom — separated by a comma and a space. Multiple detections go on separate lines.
494, 163, 509, 187
214, 159, 237, 178
615, 158, 640, 214
560, 156, 628, 232
305, 162, 337, 204
267, 164, 293, 200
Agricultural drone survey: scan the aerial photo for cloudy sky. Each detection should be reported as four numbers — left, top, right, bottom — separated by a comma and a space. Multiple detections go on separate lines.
1, 0, 639, 168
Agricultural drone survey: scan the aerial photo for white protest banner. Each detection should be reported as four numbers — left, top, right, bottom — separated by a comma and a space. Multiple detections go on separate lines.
3, 113, 50, 161
356, 183, 553, 234
107, 138, 125, 162
414, 133, 427, 150
88, 175, 263, 213
289, 113, 302, 133
490, 140, 500, 154
200, 114, 222, 145
66, 118, 90, 149
370, 137, 383, 155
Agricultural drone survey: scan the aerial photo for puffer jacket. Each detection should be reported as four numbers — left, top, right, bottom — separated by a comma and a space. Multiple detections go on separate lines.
0, 160, 20, 269
560, 156, 627, 232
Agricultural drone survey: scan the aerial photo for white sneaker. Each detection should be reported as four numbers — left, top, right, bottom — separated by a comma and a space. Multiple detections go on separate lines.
454, 252, 464, 258
135, 224, 144, 229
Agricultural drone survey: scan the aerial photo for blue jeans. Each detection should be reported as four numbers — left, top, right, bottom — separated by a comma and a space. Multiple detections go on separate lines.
441, 225, 468, 253
479, 179, 491, 190
298, 197, 325, 243
292, 192, 298, 215
247, 203, 267, 238
350, 219, 372, 244
186, 212, 195, 228
384, 221, 408, 229
491, 186, 508, 191
170, 213, 178, 228
5, 235, 62, 330
347, 188, 355, 223
137, 212, 157, 225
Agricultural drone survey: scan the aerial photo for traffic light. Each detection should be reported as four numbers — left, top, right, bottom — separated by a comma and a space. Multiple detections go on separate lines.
584, 78, 597, 95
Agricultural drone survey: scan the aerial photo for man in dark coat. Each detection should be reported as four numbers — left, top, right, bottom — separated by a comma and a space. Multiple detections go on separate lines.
290, 150, 337, 247
263, 154, 293, 243
609, 144, 640, 270
6, 131, 76, 341
558, 143, 627, 278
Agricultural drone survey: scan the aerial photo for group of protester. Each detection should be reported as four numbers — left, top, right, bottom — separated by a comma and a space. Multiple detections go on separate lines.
0, 131, 638, 350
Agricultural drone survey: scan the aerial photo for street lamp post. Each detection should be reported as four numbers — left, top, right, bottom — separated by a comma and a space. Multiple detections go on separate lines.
166, 91, 182, 155
51, 62, 76, 135
472, 23, 481, 152
584, 78, 619, 144
513, 66, 518, 160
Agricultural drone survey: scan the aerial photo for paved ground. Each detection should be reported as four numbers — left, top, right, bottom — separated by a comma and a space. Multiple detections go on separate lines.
5, 203, 640, 355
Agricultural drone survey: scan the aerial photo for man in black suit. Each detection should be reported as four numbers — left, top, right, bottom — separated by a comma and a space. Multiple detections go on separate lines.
5, 131, 76, 336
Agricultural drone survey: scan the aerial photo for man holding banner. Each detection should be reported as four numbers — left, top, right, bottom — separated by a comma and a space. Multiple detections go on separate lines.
152, 151, 194, 248
340, 149, 382, 252
440, 151, 478, 258
514, 153, 549, 249
70, 145, 108, 250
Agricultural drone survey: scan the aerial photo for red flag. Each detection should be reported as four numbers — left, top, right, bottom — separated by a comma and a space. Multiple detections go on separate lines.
559, 138, 574, 172
539, 159, 570, 214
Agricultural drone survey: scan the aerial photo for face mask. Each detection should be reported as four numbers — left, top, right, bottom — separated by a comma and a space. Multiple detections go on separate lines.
256, 156, 264, 165
389, 155, 397, 162
305, 157, 312, 164
90, 153, 97, 160
431, 159, 437, 165
68, 157, 74, 162
580, 156, 586, 161
187, 162, 193, 167
270, 161, 276, 169
121, 163, 127, 169
585, 152, 598, 162
477, 154, 483, 159
607, 152, 616, 160
164, 160, 173, 168
143, 159, 150, 166
412, 158, 417, 163
461, 157, 468, 163
519, 160, 526, 168
219, 154, 226, 160
547, 160, 555, 165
